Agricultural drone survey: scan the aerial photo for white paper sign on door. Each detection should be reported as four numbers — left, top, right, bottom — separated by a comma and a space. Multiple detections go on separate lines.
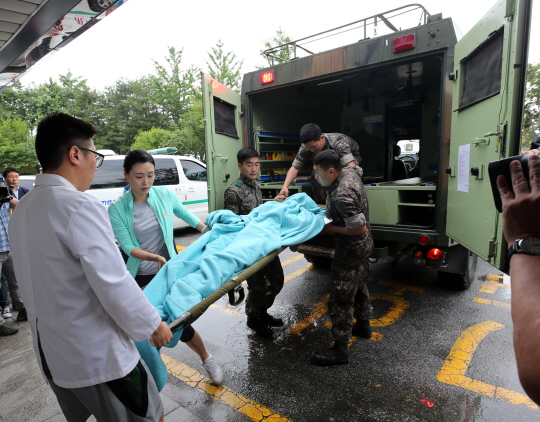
457, 144, 471, 193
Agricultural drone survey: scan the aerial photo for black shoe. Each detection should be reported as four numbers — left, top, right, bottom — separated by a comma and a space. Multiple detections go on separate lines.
259, 311, 283, 327
352, 320, 372, 339
0, 324, 18, 336
247, 316, 273, 337
310, 347, 349, 366
16, 307, 27, 322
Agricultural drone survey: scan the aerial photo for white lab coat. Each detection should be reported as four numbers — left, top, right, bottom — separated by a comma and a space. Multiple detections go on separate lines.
9, 174, 162, 388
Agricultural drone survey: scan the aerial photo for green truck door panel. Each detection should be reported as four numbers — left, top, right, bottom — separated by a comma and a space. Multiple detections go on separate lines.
446, 0, 531, 269
202, 74, 243, 212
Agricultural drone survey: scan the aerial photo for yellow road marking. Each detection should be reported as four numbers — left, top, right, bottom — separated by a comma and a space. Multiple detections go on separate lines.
284, 264, 314, 283
474, 297, 511, 309
377, 281, 425, 295
486, 274, 503, 283
176, 245, 186, 252
365, 332, 383, 341
287, 293, 409, 337
286, 293, 386, 341
369, 294, 410, 327
209, 303, 245, 317
437, 321, 538, 410
286, 295, 330, 335
163, 355, 292, 421
204, 257, 312, 316
480, 275, 509, 294
281, 254, 305, 267
323, 320, 383, 342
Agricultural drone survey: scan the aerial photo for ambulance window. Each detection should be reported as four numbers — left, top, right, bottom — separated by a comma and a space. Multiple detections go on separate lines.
154, 158, 180, 186
213, 97, 238, 138
90, 160, 126, 189
459, 28, 504, 110
180, 160, 207, 181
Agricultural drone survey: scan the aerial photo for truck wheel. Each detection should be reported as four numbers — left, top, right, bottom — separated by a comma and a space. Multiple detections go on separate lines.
304, 254, 332, 269
438, 250, 478, 290
87, 0, 115, 12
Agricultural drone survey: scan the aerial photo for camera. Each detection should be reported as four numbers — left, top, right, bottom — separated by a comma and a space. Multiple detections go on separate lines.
0, 185, 11, 205
488, 153, 540, 212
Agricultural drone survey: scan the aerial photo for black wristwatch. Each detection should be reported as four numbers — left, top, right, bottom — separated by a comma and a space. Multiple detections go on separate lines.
508, 237, 540, 261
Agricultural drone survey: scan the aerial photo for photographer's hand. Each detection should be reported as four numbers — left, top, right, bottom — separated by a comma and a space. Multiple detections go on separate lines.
497, 153, 540, 406
497, 154, 540, 245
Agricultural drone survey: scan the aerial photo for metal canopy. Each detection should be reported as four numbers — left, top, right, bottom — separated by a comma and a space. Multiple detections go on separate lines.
0, 0, 117, 91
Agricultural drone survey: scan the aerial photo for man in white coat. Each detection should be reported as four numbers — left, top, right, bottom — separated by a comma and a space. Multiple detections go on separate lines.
9, 113, 173, 422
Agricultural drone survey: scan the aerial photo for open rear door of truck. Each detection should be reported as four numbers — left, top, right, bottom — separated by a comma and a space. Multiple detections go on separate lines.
202, 73, 243, 212
446, 0, 531, 271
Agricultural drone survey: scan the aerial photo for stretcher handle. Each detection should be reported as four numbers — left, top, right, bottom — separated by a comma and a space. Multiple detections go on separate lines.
228, 284, 245, 306
168, 246, 286, 332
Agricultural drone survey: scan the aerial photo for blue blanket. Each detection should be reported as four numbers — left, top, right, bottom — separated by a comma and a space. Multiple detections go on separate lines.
135, 193, 325, 390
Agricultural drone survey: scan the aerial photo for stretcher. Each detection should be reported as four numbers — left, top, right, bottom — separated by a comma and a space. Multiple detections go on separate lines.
168, 246, 286, 333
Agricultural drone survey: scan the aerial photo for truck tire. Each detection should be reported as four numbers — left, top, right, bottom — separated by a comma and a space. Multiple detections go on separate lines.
304, 254, 332, 269
87, 0, 115, 12
438, 250, 478, 290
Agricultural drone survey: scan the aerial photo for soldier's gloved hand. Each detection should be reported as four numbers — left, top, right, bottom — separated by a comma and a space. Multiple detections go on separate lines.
275, 187, 289, 200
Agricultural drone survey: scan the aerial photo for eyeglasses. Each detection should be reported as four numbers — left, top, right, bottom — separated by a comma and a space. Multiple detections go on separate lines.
68, 146, 105, 168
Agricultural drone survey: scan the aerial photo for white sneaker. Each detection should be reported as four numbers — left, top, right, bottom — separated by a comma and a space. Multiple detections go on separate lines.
2, 306, 11, 318
203, 354, 223, 385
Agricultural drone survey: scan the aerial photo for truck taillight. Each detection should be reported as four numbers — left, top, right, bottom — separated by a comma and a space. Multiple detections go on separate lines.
418, 235, 430, 245
261, 71, 274, 84
393, 34, 415, 53
427, 248, 444, 260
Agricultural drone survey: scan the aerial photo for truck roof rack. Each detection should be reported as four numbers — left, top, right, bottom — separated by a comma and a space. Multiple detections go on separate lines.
262, 4, 432, 65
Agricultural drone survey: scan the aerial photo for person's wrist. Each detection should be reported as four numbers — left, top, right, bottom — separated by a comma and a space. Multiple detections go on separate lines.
506, 234, 537, 249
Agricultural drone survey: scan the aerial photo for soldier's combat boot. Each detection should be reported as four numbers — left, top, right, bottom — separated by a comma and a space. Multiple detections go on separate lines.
259, 311, 283, 327
352, 319, 372, 339
247, 316, 273, 337
310, 344, 349, 366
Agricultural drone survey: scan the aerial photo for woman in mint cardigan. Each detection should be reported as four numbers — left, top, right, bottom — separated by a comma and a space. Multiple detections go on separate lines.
108, 149, 222, 385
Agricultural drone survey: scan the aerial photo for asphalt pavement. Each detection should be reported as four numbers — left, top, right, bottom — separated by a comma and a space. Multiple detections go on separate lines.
1, 227, 537, 422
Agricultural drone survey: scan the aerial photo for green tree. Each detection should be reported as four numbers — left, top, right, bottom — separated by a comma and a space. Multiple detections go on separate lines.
150, 47, 200, 123
0, 119, 39, 173
131, 127, 170, 150
259, 28, 293, 68
130, 99, 206, 162
96, 77, 164, 154
168, 99, 205, 161
0, 82, 34, 124
206, 40, 243, 92
523, 62, 540, 150
0, 73, 102, 132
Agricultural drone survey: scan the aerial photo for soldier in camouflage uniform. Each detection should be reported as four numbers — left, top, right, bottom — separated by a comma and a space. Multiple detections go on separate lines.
224, 147, 285, 337
276, 123, 362, 204
310, 149, 374, 366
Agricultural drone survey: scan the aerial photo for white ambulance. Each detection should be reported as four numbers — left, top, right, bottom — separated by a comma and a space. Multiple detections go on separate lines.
87, 154, 208, 229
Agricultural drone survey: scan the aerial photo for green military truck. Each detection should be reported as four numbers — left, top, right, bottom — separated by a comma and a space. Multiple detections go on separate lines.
201, 0, 531, 289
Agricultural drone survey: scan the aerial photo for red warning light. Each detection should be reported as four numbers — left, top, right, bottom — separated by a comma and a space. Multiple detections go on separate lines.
414, 250, 423, 259
427, 248, 444, 260
393, 34, 415, 53
261, 71, 274, 84
418, 235, 430, 245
